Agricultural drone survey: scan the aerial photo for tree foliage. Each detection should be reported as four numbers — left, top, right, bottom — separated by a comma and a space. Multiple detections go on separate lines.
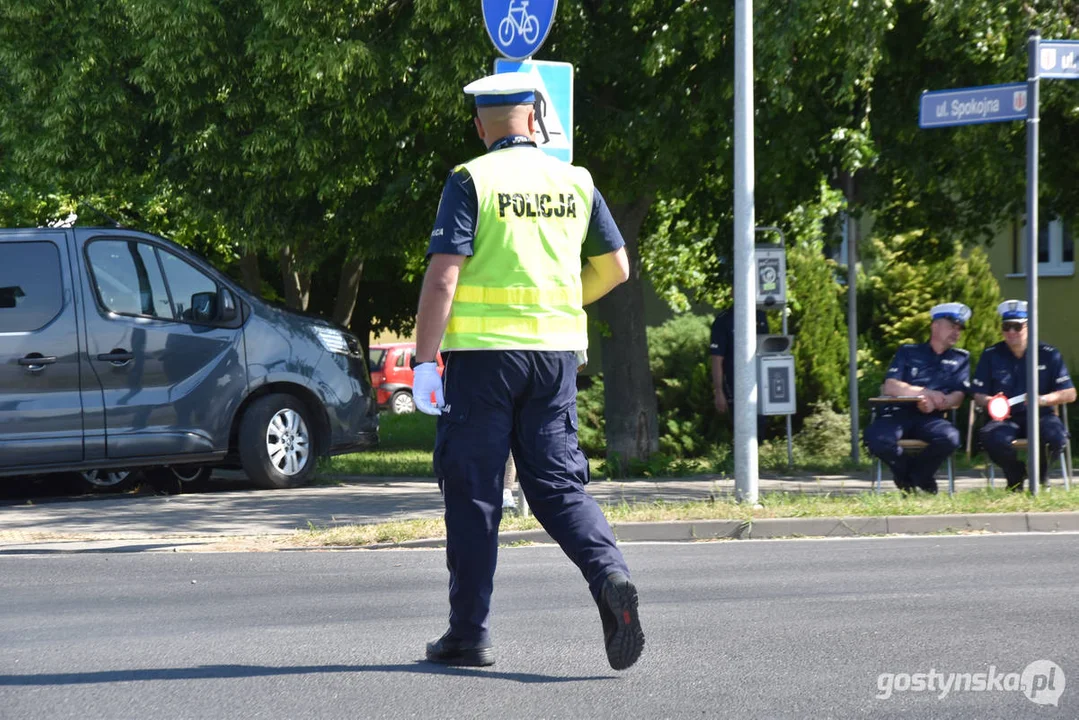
2, 0, 1073, 464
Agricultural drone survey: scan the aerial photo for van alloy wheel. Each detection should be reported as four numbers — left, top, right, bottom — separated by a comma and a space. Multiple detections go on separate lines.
238, 394, 318, 489
266, 408, 310, 476
81, 469, 131, 488
77, 469, 138, 492
168, 466, 212, 484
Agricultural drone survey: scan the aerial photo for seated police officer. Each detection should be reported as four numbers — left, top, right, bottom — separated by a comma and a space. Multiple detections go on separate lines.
972, 300, 1076, 491
864, 302, 971, 493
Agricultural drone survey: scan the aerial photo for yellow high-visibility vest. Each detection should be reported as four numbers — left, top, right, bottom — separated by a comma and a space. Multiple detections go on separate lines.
443, 146, 593, 351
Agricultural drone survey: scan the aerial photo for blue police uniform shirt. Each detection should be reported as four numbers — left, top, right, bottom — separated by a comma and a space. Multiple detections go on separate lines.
709, 309, 769, 396
884, 343, 970, 409
426, 135, 626, 258
972, 341, 1074, 416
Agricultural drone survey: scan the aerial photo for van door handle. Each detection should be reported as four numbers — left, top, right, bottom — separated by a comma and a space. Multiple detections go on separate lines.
97, 350, 134, 365
18, 354, 57, 371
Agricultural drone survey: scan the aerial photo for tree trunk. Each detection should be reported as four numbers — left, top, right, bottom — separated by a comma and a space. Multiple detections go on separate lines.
331, 254, 365, 328
280, 245, 310, 311
238, 248, 262, 296
597, 195, 659, 474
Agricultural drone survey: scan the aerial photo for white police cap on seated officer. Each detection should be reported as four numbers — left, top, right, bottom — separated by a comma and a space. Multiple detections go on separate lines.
930, 302, 971, 326
996, 299, 1029, 321
463, 73, 538, 106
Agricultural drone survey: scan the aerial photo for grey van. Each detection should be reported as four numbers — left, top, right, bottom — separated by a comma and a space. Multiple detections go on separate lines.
0, 227, 378, 490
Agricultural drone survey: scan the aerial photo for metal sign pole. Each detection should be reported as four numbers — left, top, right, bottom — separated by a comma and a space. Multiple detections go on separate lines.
1026, 30, 1041, 495
755, 226, 793, 467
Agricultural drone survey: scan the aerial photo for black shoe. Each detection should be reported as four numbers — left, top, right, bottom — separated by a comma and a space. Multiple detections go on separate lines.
598, 572, 645, 671
425, 631, 495, 667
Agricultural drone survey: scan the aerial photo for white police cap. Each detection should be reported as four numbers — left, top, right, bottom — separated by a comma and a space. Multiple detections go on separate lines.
997, 299, 1029, 321
930, 302, 971, 326
463, 73, 537, 107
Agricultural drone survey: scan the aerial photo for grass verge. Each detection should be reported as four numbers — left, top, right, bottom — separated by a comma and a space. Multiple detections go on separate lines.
290, 487, 1079, 547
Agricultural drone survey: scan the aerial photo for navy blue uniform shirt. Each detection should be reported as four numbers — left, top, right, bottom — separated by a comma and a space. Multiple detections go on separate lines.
427, 136, 625, 259
883, 343, 970, 412
972, 341, 1074, 417
709, 309, 770, 397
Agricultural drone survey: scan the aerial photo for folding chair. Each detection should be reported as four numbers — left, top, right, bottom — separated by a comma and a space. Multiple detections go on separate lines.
976, 403, 1072, 491
869, 397, 957, 496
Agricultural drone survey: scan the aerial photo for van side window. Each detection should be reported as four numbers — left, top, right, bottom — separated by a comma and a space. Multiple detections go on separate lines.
0, 241, 64, 333
87, 240, 171, 318
158, 251, 219, 323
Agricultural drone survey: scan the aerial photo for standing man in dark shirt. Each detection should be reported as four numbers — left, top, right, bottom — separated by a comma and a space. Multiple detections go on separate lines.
864, 303, 971, 493
709, 306, 769, 419
412, 73, 644, 671
972, 300, 1076, 490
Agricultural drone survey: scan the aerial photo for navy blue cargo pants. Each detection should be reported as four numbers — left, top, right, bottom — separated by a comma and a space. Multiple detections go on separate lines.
980, 413, 1069, 489
434, 350, 630, 643
864, 409, 960, 493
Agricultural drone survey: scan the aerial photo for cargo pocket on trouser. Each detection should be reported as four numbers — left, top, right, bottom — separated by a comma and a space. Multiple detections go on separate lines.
434, 403, 470, 488
566, 406, 590, 486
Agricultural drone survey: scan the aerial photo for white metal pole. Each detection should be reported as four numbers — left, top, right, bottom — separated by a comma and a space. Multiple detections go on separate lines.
1026, 30, 1041, 494
734, 0, 759, 503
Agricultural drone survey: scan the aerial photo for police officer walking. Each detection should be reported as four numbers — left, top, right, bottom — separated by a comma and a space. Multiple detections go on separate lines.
864, 303, 971, 493
972, 300, 1076, 490
411, 73, 645, 670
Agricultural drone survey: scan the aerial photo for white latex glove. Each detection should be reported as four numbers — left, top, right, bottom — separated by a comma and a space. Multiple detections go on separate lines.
412, 362, 445, 416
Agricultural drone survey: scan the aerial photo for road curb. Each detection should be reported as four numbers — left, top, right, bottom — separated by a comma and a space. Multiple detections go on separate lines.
609, 511, 1079, 541
2, 512, 1077, 554
369, 511, 1079, 548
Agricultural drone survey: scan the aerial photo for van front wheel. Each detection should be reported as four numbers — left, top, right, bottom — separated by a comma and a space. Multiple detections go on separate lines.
239, 394, 316, 489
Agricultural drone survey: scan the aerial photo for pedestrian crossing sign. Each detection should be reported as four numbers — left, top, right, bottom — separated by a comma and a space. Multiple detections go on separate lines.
493, 59, 573, 163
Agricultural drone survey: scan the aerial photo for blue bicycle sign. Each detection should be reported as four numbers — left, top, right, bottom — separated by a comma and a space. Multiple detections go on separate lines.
482, 0, 557, 61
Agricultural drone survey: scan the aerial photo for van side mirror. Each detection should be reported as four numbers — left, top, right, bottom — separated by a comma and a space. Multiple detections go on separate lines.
219, 288, 238, 322
189, 291, 218, 323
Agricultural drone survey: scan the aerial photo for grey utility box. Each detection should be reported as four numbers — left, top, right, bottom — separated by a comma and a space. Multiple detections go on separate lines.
757, 335, 796, 416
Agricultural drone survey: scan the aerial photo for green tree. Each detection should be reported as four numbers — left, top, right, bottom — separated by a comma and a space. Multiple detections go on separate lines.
859, 233, 1002, 414
785, 223, 850, 414
0, 0, 487, 330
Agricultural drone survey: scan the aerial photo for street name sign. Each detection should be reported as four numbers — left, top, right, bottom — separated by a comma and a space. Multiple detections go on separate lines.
1039, 40, 1079, 79
918, 83, 1028, 128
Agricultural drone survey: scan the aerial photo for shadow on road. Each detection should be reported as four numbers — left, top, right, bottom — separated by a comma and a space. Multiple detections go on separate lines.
0, 663, 617, 685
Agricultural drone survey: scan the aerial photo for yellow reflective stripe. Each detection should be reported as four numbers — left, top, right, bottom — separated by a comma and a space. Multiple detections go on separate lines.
453, 285, 578, 306
445, 314, 586, 337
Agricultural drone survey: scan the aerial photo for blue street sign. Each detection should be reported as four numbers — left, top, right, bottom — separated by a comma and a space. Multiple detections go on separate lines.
494, 58, 573, 162
918, 83, 1028, 128
1039, 40, 1079, 79
482, 0, 557, 61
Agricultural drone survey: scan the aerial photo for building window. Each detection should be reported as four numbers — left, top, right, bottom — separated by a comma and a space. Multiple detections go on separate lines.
1012, 217, 1075, 277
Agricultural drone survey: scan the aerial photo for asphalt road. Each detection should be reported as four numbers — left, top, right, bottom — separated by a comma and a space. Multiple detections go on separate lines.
0, 534, 1076, 719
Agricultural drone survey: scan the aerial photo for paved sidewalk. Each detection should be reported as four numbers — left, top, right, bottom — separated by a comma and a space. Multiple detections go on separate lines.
3, 467, 1074, 554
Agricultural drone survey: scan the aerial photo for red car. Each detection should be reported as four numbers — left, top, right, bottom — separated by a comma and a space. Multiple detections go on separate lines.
368, 343, 443, 414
